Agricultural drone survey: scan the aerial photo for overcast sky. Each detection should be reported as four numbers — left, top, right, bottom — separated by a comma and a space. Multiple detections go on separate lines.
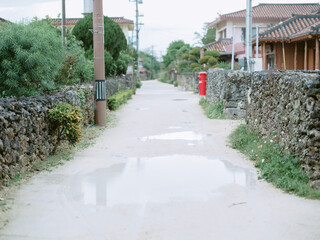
0, 0, 317, 59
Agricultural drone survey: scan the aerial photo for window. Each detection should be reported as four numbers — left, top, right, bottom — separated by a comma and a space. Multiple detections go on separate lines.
241, 27, 257, 42
219, 29, 227, 40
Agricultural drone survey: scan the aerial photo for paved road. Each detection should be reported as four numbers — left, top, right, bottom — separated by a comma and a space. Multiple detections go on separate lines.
1, 80, 320, 240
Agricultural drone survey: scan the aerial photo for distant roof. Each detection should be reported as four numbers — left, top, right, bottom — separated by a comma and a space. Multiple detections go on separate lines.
203, 39, 232, 52
51, 16, 134, 27
258, 14, 320, 42
208, 3, 320, 27
51, 18, 80, 26
110, 17, 134, 25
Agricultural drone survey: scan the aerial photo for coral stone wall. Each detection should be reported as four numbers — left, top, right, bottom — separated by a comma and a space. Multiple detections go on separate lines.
0, 75, 136, 188
0, 88, 93, 187
247, 71, 320, 188
177, 73, 198, 92
206, 70, 250, 119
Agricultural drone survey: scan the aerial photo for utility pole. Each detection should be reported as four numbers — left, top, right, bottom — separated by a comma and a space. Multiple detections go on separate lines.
61, 0, 66, 45
246, 0, 253, 73
231, 26, 235, 70
130, 0, 143, 79
93, 0, 106, 126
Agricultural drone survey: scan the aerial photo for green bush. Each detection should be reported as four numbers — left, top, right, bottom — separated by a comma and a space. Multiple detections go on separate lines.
0, 20, 65, 97
208, 57, 218, 66
48, 103, 83, 153
107, 89, 135, 110
198, 56, 210, 65
229, 124, 320, 199
204, 50, 220, 58
215, 61, 231, 69
136, 79, 142, 88
174, 81, 178, 87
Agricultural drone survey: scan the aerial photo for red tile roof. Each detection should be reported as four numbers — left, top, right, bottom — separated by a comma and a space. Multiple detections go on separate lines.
110, 17, 134, 25
51, 18, 80, 26
258, 14, 320, 42
203, 39, 232, 52
208, 3, 320, 27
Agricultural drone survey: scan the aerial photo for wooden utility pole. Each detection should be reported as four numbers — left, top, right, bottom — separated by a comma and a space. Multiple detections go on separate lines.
93, 0, 106, 126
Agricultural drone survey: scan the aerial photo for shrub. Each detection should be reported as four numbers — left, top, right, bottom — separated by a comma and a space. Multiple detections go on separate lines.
136, 79, 142, 88
204, 50, 220, 58
181, 53, 189, 60
190, 47, 201, 58
0, 20, 65, 97
48, 103, 83, 153
198, 56, 210, 65
107, 89, 135, 110
191, 62, 200, 70
178, 60, 192, 73
215, 61, 231, 69
174, 81, 178, 87
208, 57, 218, 66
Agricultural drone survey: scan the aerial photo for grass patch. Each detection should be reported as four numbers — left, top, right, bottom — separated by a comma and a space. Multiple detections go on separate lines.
158, 78, 176, 85
199, 97, 225, 119
229, 124, 320, 199
107, 89, 135, 111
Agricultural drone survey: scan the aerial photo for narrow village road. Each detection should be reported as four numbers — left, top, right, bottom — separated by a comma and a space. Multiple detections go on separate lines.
1, 80, 320, 240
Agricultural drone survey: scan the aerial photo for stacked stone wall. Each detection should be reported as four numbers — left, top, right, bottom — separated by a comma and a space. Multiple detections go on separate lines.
206, 70, 250, 118
0, 76, 136, 188
247, 71, 320, 188
177, 73, 198, 92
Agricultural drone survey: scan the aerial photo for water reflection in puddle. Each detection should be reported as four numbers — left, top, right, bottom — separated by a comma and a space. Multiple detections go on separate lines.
68, 155, 256, 207
141, 131, 202, 141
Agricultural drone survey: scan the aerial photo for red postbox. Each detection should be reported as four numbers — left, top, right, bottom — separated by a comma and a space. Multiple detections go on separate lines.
198, 72, 207, 96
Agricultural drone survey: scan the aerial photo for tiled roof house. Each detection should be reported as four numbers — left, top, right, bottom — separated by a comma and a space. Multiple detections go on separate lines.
202, 3, 320, 63
255, 13, 320, 70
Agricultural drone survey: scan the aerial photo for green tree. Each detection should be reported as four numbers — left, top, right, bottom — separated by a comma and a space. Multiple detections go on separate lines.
202, 28, 216, 45
194, 25, 216, 45
0, 20, 65, 97
163, 40, 190, 68
72, 13, 127, 60
140, 51, 160, 78
72, 13, 130, 76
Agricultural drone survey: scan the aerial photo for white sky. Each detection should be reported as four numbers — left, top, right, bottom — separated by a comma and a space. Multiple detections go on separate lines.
0, 0, 318, 59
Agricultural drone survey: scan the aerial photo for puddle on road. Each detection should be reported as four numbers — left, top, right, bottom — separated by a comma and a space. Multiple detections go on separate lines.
67, 155, 256, 207
141, 131, 202, 142
172, 99, 188, 101
136, 107, 149, 111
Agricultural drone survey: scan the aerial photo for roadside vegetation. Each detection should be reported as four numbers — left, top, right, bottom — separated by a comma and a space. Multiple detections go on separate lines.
229, 124, 320, 199
162, 39, 230, 74
107, 89, 135, 110
199, 97, 225, 119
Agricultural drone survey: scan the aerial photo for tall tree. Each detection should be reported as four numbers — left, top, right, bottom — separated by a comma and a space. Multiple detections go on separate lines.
163, 40, 190, 68
194, 25, 216, 45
